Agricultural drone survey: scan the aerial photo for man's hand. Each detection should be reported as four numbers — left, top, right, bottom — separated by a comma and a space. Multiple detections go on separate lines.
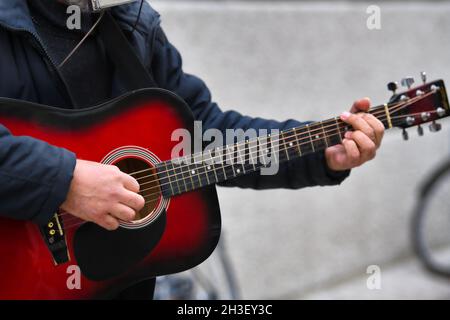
61, 160, 145, 231
325, 98, 385, 171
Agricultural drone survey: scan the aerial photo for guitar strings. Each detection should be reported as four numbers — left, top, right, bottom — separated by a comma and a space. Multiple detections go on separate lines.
59, 92, 437, 226
61, 111, 438, 229
133, 109, 388, 181
121, 94, 429, 194
108, 97, 439, 202
57, 109, 417, 229
139, 111, 431, 198
60, 108, 438, 230
59, 95, 426, 224
130, 94, 427, 183
58, 94, 428, 223
119, 100, 404, 189
60, 124, 360, 226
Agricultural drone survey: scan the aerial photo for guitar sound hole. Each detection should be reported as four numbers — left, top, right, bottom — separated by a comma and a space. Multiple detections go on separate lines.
114, 158, 161, 223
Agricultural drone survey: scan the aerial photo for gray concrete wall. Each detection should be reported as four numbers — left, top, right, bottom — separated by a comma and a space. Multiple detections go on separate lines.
150, 1, 450, 299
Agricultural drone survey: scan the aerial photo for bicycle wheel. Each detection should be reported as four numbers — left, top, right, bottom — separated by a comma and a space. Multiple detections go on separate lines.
412, 158, 450, 277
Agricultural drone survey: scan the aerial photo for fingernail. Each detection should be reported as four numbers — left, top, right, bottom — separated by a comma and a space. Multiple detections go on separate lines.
345, 131, 352, 139
341, 111, 351, 120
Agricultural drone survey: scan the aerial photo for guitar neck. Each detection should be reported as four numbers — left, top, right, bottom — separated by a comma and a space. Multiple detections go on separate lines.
156, 104, 394, 198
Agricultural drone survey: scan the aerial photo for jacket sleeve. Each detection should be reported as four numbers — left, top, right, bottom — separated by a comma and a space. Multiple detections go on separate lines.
0, 124, 76, 225
150, 27, 350, 189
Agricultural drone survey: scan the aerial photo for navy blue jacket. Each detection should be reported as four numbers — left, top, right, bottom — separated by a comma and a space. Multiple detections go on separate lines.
0, 0, 349, 225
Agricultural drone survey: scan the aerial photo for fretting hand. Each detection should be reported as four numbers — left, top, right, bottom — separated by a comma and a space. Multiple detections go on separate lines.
325, 98, 385, 171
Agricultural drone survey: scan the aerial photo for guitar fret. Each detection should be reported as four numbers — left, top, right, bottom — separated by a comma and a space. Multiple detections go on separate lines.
284, 129, 300, 159
306, 124, 315, 152
190, 159, 203, 189
201, 151, 214, 185
335, 117, 343, 143
259, 136, 268, 167
268, 133, 276, 165
172, 162, 187, 192
168, 163, 177, 194
156, 163, 170, 197
383, 103, 393, 129
208, 150, 219, 183
164, 162, 175, 196
203, 161, 213, 185
193, 154, 208, 187
202, 167, 209, 185
226, 145, 236, 177
197, 155, 207, 187
220, 148, 228, 180
280, 131, 290, 161
205, 163, 215, 184
215, 163, 226, 182
272, 135, 279, 167
297, 125, 313, 155
187, 161, 197, 189
180, 159, 194, 192
326, 119, 342, 147
293, 127, 302, 156
247, 140, 257, 171
236, 142, 246, 174
313, 123, 327, 151
321, 123, 329, 148
172, 160, 188, 193
199, 166, 209, 186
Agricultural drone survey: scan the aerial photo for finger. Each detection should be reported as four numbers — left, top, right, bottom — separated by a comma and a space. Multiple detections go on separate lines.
98, 214, 120, 231
346, 130, 376, 161
350, 97, 371, 113
118, 189, 146, 212
342, 138, 361, 167
121, 173, 141, 193
325, 144, 347, 171
109, 203, 136, 222
326, 144, 346, 155
362, 113, 385, 148
341, 111, 376, 143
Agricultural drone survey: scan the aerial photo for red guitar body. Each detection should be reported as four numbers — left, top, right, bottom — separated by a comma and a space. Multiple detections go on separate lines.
0, 89, 221, 299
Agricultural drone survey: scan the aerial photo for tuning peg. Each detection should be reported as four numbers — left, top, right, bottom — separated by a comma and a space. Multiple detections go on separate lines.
402, 129, 409, 141
420, 71, 427, 84
417, 125, 424, 136
401, 77, 415, 89
387, 82, 398, 94
437, 107, 446, 117
429, 121, 442, 132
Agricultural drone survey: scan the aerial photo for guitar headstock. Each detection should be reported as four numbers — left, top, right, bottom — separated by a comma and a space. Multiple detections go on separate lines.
385, 73, 449, 139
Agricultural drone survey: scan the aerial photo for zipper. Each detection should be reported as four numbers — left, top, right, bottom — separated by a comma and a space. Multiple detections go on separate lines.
0, 23, 75, 107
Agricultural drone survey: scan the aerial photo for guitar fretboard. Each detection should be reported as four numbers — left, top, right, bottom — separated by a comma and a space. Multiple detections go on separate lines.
156, 104, 391, 197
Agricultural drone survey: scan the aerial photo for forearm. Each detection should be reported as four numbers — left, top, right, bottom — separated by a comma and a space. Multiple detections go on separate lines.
0, 124, 76, 224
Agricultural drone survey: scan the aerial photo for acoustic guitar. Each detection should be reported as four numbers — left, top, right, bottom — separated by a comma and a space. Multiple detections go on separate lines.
0, 74, 448, 299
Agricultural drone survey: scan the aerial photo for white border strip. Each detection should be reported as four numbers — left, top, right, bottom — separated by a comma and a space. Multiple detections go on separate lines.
151, 1, 450, 13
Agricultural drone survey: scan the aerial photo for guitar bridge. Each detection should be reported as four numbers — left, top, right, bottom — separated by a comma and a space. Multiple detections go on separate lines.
39, 213, 70, 265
